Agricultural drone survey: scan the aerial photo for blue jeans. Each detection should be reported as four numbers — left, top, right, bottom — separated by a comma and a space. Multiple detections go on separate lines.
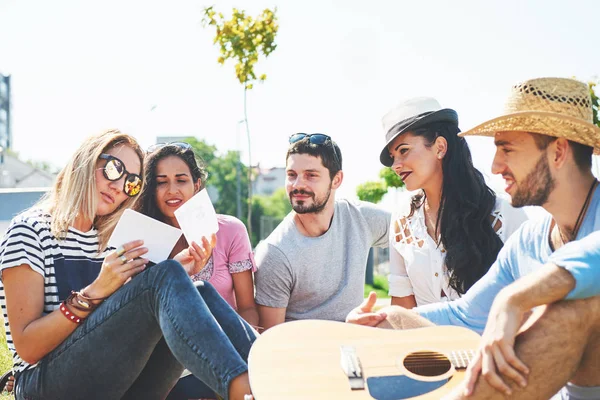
15, 260, 257, 400
167, 375, 217, 399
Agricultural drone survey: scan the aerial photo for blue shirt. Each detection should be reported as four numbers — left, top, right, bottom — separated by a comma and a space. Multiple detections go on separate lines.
417, 184, 600, 334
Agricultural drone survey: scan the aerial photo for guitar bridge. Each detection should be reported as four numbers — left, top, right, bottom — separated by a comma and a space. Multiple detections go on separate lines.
340, 345, 365, 390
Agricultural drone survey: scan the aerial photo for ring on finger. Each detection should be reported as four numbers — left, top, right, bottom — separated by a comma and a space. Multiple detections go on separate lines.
119, 254, 128, 264
115, 246, 126, 257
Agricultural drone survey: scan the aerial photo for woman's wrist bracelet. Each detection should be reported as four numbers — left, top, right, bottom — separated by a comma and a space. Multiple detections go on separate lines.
67, 291, 103, 312
59, 302, 84, 324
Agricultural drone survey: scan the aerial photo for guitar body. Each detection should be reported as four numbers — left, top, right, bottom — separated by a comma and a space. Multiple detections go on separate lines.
249, 320, 480, 400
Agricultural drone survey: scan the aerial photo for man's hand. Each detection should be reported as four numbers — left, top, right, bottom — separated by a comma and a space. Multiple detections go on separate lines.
464, 290, 530, 397
345, 291, 387, 327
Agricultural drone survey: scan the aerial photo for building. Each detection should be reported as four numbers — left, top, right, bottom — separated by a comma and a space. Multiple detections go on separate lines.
252, 166, 285, 196
0, 73, 11, 164
0, 153, 56, 188
155, 136, 191, 145
0, 188, 48, 234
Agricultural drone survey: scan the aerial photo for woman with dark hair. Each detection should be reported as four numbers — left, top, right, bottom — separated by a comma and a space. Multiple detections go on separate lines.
136, 142, 258, 400
0, 130, 256, 400
380, 98, 528, 308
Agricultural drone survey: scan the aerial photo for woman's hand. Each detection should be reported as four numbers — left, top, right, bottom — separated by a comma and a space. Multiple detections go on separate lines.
174, 234, 217, 277
84, 240, 149, 299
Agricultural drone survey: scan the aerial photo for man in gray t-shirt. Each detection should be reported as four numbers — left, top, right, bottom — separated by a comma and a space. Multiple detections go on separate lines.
254, 133, 390, 330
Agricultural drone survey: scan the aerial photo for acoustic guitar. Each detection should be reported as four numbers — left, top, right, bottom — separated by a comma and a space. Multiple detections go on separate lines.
248, 320, 480, 400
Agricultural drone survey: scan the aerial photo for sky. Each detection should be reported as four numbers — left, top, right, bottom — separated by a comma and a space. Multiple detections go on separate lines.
1, 0, 599, 203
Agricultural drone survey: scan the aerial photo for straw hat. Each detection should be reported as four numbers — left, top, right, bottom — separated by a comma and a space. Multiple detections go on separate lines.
460, 77, 600, 155
379, 97, 458, 166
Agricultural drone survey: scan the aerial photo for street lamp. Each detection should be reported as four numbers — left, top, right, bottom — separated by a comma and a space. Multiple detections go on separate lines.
235, 120, 245, 220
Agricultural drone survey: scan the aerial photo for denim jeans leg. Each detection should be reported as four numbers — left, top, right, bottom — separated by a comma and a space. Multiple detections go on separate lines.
121, 338, 184, 400
15, 280, 176, 400
15, 260, 255, 400
166, 281, 257, 400
146, 263, 255, 399
167, 374, 217, 400
193, 281, 257, 360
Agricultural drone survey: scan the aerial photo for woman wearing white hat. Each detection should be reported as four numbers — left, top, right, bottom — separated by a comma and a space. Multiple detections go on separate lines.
380, 97, 528, 308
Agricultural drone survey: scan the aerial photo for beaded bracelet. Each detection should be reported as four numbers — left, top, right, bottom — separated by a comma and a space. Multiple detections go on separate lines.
59, 302, 83, 324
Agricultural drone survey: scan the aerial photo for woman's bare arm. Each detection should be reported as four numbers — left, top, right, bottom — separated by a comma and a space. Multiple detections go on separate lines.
391, 295, 417, 309
3, 265, 88, 364
232, 270, 259, 327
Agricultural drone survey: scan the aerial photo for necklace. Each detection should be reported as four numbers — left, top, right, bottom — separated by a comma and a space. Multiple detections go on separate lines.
557, 179, 598, 245
423, 201, 440, 244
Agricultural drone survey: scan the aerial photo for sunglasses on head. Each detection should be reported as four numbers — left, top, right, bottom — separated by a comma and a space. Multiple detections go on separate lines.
99, 154, 143, 197
147, 142, 193, 153
288, 133, 341, 169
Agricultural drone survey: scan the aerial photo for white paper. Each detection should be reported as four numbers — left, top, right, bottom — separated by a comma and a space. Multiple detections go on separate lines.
108, 209, 182, 263
174, 188, 219, 245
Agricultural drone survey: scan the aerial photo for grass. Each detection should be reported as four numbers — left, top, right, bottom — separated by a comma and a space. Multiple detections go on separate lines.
0, 331, 13, 400
364, 274, 390, 299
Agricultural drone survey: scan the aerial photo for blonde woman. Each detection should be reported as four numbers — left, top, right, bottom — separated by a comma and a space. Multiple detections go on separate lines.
0, 130, 256, 400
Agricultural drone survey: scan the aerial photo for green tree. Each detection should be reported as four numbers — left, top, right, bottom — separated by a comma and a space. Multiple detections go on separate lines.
356, 168, 405, 203
185, 137, 217, 165
589, 81, 600, 177
250, 187, 291, 245
590, 81, 599, 127
356, 181, 387, 204
202, 6, 279, 241
379, 167, 405, 189
210, 150, 250, 219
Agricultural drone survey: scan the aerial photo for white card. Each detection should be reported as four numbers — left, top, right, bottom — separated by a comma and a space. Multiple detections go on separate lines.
108, 209, 182, 263
174, 188, 219, 245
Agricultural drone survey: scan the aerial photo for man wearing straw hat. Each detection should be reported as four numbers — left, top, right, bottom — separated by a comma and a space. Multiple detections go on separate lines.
347, 77, 600, 399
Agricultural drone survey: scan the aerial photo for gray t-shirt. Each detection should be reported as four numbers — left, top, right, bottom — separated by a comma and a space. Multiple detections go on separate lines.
254, 199, 390, 322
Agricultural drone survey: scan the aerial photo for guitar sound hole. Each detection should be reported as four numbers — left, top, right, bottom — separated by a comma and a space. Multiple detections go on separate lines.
403, 351, 451, 377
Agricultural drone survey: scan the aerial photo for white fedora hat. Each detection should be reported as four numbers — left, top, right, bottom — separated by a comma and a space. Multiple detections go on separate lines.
380, 97, 458, 166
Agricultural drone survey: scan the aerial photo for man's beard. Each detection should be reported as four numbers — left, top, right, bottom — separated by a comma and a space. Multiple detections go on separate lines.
511, 153, 556, 208
289, 186, 332, 214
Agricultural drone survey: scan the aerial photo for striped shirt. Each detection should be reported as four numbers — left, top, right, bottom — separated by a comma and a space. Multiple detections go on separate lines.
0, 210, 111, 373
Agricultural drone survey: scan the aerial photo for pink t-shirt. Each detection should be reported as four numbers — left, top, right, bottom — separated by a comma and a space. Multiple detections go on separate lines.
190, 214, 256, 309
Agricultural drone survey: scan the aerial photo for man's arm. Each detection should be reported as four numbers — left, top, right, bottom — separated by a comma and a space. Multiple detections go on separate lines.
254, 242, 293, 331
258, 305, 287, 331
463, 232, 600, 397
416, 256, 515, 334
358, 201, 391, 248
498, 264, 575, 311
506, 230, 600, 310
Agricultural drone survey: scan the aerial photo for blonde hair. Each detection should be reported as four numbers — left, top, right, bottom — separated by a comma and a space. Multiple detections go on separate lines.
37, 129, 144, 252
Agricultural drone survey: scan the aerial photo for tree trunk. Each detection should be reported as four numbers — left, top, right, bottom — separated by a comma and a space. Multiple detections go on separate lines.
244, 87, 253, 240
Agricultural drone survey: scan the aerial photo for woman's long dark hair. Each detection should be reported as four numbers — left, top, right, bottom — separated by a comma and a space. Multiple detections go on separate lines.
408, 122, 503, 294
135, 145, 208, 223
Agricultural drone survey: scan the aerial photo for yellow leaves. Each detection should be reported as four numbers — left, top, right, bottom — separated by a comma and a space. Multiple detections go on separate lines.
202, 6, 279, 89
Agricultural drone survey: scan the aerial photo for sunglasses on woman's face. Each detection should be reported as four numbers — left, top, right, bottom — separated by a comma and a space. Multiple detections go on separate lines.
288, 133, 341, 169
146, 142, 193, 153
99, 154, 143, 197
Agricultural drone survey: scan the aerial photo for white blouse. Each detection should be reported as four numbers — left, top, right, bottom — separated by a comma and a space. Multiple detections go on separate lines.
388, 193, 528, 306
